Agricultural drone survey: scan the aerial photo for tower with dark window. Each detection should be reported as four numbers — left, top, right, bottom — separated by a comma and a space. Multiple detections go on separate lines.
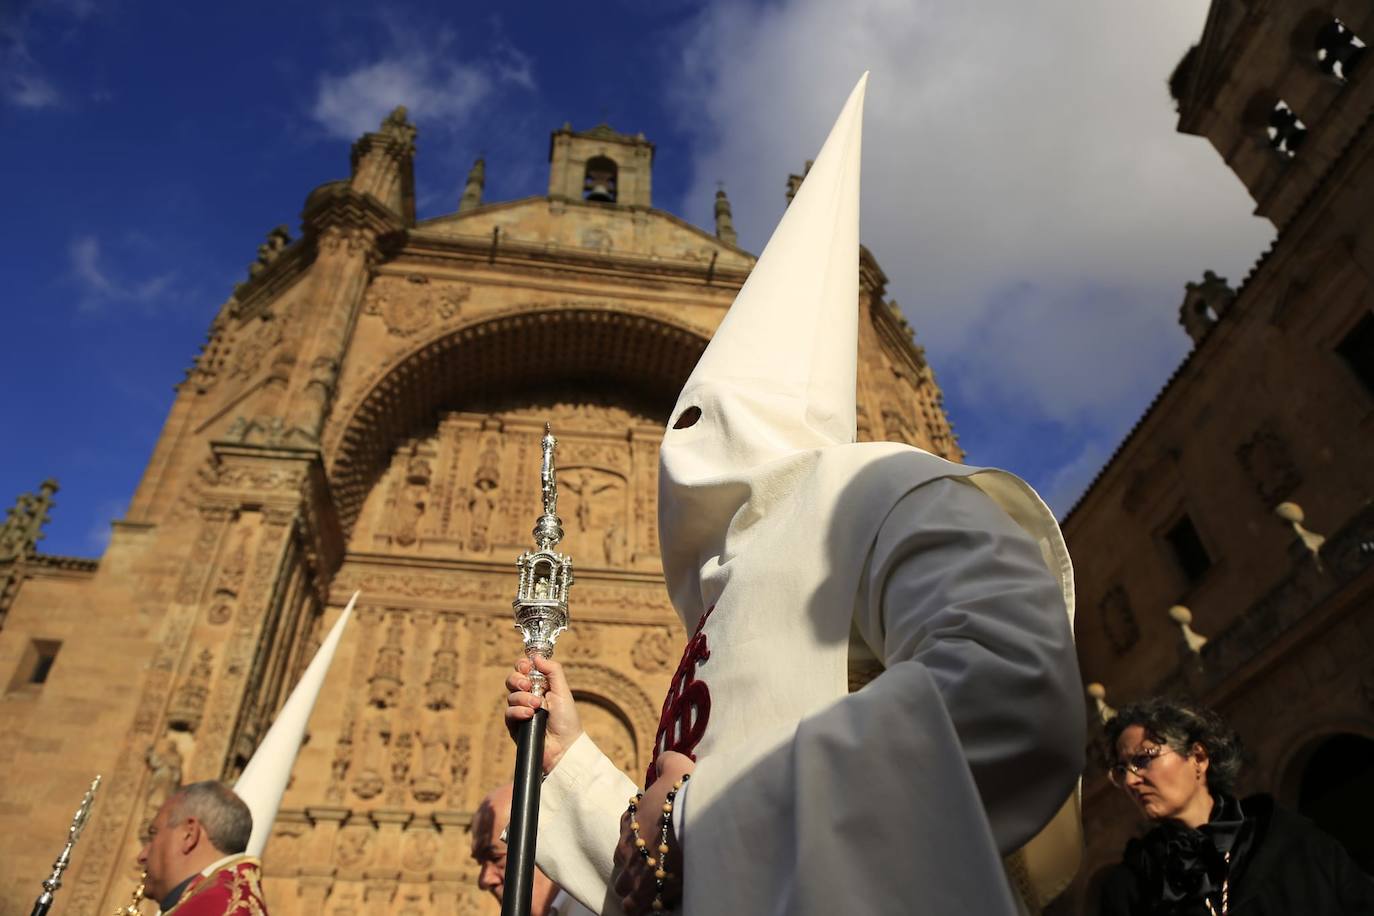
548, 122, 654, 207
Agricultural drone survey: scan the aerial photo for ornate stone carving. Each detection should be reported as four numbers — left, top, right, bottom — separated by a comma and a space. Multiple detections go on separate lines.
562, 467, 621, 534
467, 432, 502, 553
320, 225, 376, 255
564, 623, 602, 660
448, 736, 471, 792
1098, 586, 1140, 655
401, 827, 439, 872
410, 720, 449, 804
336, 825, 374, 869
367, 278, 473, 337
393, 450, 432, 547
424, 615, 460, 710
142, 735, 184, 820
227, 314, 283, 382
631, 628, 675, 673
1236, 422, 1300, 506
352, 715, 389, 800
381, 292, 431, 338
327, 709, 355, 803
368, 613, 406, 708
166, 649, 215, 732
244, 226, 291, 282
387, 724, 414, 806
0, 479, 57, 562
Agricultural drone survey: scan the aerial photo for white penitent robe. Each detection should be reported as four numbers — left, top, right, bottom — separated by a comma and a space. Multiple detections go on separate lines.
535, 449, 1085, 916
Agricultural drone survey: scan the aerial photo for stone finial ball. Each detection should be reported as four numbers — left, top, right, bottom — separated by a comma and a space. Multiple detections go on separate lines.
1274, 501, 1304, 523
1168, 604, 1193, 624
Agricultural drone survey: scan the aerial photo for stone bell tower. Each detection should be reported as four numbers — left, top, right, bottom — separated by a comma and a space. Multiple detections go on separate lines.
547, 122, 655, 206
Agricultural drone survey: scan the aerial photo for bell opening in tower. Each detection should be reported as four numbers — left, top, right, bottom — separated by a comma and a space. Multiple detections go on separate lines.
583, 156, 618, 202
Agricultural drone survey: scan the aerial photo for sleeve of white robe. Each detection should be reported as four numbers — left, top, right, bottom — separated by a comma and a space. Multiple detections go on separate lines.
534, 731, 634, 914
679, 477, 1085, 915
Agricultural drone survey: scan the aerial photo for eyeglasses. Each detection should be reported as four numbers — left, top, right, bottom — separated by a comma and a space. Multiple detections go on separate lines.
1107, 745, 1178, 787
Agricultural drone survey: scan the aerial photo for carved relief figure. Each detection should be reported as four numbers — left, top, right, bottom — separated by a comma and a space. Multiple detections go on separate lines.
166, 648, 215, 732
352, 715, 390, 800
325, 718, 354, 804
467, 433, 502, 553
143, 736, 184, 819
388, 725, 414, 806
449, 735, 471, 793
411, 720, 449, 803
425, 616, 460, 710
368, 613, 406, 707
394, 451, 432, 547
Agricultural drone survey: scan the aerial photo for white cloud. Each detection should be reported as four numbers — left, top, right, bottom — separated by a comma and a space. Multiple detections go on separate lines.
310, 25, 534, 140
69, 234, 177, 313
671, 0, 1275, 489
2, 0, 97, 109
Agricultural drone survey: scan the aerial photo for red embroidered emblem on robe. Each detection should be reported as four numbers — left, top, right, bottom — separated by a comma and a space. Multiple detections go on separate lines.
646, 606, 714, 787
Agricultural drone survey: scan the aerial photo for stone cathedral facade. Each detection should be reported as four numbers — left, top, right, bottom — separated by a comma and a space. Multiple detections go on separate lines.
0, 109, 956, 914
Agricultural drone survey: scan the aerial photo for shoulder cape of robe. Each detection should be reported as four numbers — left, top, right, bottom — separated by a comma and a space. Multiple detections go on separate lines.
163, 855, 268, 916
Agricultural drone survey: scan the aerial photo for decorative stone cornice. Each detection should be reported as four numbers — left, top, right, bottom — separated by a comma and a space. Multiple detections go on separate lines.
302, 182, 405, 251
198, 441, 344, 582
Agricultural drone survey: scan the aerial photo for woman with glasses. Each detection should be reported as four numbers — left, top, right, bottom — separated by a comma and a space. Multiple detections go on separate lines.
1098, 696, 1374, 915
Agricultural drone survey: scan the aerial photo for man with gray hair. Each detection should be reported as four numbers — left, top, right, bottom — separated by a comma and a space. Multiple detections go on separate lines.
137, 780, 268, 914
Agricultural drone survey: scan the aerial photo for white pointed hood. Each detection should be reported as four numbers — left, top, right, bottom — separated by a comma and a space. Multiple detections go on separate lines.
234, 591, 357, 857
651, 76, 1082, 910
659, 74, 867, 625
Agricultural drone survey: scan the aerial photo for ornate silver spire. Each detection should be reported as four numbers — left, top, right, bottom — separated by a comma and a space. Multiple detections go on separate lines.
33, 774, 100, 915
512, 424, 573, 695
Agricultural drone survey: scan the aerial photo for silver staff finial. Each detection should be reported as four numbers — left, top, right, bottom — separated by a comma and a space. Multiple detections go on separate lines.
533, 424, 563, 551
32, 774, 101, 915
513, 423, 573, 696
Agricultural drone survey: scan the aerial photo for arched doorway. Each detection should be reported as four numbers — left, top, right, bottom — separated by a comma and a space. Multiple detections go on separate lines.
1294, 732, 1374, 873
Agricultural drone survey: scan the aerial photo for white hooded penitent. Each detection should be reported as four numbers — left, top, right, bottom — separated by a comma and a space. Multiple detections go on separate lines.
536, 73, 1085, 915
234, 591, 357, 857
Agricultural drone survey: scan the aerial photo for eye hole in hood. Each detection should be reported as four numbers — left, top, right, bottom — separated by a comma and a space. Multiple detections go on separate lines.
673, 406, 702, 429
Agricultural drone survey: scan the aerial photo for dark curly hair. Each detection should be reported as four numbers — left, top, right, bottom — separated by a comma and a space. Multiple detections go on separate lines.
1101, 696, 1244, 795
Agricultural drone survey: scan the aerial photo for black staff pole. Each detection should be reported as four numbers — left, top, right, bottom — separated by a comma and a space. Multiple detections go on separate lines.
503, 424, 573, 916
502, 703, 549, 916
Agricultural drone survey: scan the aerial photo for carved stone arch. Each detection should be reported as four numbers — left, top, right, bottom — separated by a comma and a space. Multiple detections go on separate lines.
1273, 720, 1374, 873
1272, 715, 1374, 803
327, 304, 710, 541
476, 661, 660, 795
561, 660, 660, 755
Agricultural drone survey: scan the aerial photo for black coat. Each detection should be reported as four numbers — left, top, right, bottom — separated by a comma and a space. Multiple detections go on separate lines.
1099, 795, 1374, 915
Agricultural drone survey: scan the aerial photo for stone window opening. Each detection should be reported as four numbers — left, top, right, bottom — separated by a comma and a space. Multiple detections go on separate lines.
583, 156, 618, 203
1267, 100, 1308, 157
1315, 18, 1366, 82
1164, 514, 1213, 584
1335, 311, 1374, 397
6, 638, 60, 693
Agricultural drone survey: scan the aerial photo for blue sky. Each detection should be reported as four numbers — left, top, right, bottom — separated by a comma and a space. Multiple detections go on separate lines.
2, 0, 1274, 557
